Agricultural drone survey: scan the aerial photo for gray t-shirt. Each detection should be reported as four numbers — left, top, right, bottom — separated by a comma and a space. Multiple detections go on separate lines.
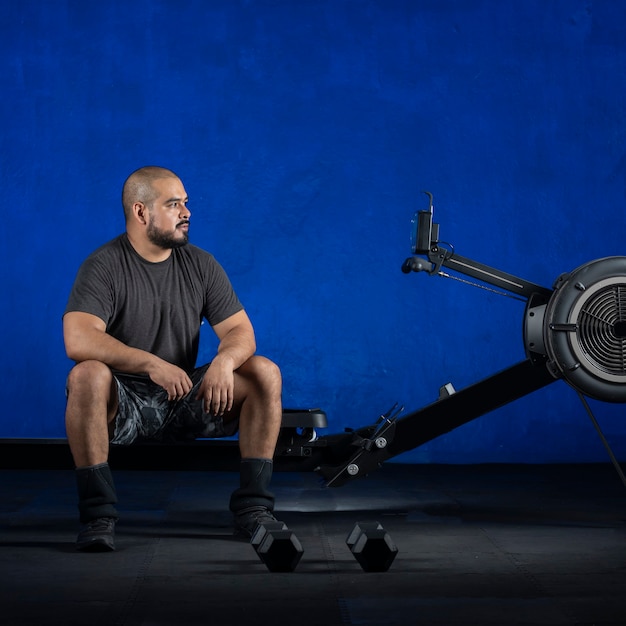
64, 234, 243, 372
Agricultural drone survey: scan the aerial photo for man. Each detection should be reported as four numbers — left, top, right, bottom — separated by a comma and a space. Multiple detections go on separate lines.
63, 166, 283, 551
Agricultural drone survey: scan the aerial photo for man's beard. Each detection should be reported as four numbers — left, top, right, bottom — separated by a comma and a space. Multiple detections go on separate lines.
146, 220, 189, 249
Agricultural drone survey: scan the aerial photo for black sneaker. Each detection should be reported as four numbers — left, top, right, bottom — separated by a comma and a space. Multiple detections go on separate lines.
233, 506, 279, 539
76, 517, 116, 552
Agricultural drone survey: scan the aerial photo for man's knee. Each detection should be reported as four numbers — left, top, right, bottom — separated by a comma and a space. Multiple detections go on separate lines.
241, 356, 282, 395
67, 360, 114, 395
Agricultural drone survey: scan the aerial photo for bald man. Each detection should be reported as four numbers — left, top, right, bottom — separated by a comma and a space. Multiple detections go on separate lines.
63, 166, 283, 551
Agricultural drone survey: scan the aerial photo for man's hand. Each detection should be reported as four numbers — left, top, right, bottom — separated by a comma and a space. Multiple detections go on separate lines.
195, 356, 236, 416
147, 361, 193, 401
194, 309, 256, 416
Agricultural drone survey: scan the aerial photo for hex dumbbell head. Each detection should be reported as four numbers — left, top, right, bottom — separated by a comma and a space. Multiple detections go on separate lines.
251, 522, 304, 573
346, 521, 398, 572
346, 521, 383, 549
251, 521, 287, 549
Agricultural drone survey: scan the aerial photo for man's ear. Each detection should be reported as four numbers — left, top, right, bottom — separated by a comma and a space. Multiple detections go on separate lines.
132, 202, 148, 225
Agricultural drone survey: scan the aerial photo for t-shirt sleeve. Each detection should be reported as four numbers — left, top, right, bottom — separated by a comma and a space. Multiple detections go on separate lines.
203, 257, 244, 326
64, 255, 115, 325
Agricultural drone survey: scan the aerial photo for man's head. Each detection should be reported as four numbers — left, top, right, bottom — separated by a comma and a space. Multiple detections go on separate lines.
122, 166, 191, 251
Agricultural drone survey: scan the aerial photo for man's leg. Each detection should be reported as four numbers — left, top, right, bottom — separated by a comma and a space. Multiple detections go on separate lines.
65, 360, 119, 551
225, 356, 283, 537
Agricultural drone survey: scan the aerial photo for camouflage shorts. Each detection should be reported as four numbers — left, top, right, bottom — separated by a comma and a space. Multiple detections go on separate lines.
110, 364, 239, 446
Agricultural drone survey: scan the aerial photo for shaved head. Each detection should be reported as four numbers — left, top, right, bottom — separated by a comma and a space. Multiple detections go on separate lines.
122, 166, 180, 221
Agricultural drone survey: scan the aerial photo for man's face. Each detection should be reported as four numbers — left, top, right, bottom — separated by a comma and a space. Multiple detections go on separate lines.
145, 177, 191, 249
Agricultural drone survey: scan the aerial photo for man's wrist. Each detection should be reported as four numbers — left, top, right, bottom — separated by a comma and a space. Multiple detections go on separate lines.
213, 352, 237, 370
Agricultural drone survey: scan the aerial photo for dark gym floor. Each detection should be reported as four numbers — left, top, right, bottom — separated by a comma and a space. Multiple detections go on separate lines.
1, 456, 626, 626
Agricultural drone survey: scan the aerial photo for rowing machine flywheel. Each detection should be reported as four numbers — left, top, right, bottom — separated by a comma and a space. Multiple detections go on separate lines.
525, 257, 626, 402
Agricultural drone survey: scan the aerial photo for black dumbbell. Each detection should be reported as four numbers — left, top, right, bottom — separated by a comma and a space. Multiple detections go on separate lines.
346, 521, 398, 572
251, 521, 304, 572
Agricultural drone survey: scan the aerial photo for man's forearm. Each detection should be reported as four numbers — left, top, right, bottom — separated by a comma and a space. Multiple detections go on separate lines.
64, 312, 192, 399
214, 326, 256, 372
70, 332, 158, 374
64, 315, 160, 375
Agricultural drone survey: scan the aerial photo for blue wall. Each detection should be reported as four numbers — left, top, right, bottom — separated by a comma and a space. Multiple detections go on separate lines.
1, 0, 625, 463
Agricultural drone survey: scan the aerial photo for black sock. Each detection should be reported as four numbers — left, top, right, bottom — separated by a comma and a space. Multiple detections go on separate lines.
229, 457, 275, 514
75, 462, 119, 524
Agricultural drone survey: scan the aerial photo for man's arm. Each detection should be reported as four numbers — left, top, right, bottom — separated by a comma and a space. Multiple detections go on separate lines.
212, 309, 257, 369
63, 311, 193, 400
196, 309, 256, 416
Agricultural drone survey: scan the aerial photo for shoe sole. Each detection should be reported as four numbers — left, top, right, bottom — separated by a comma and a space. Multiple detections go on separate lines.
76, 538, 116, 552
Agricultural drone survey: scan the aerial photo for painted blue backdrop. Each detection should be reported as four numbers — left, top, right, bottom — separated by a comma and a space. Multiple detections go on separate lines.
1, 0, 625, 463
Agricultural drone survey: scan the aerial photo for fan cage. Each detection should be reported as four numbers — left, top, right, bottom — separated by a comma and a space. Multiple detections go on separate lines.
571, 282, 626, 380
